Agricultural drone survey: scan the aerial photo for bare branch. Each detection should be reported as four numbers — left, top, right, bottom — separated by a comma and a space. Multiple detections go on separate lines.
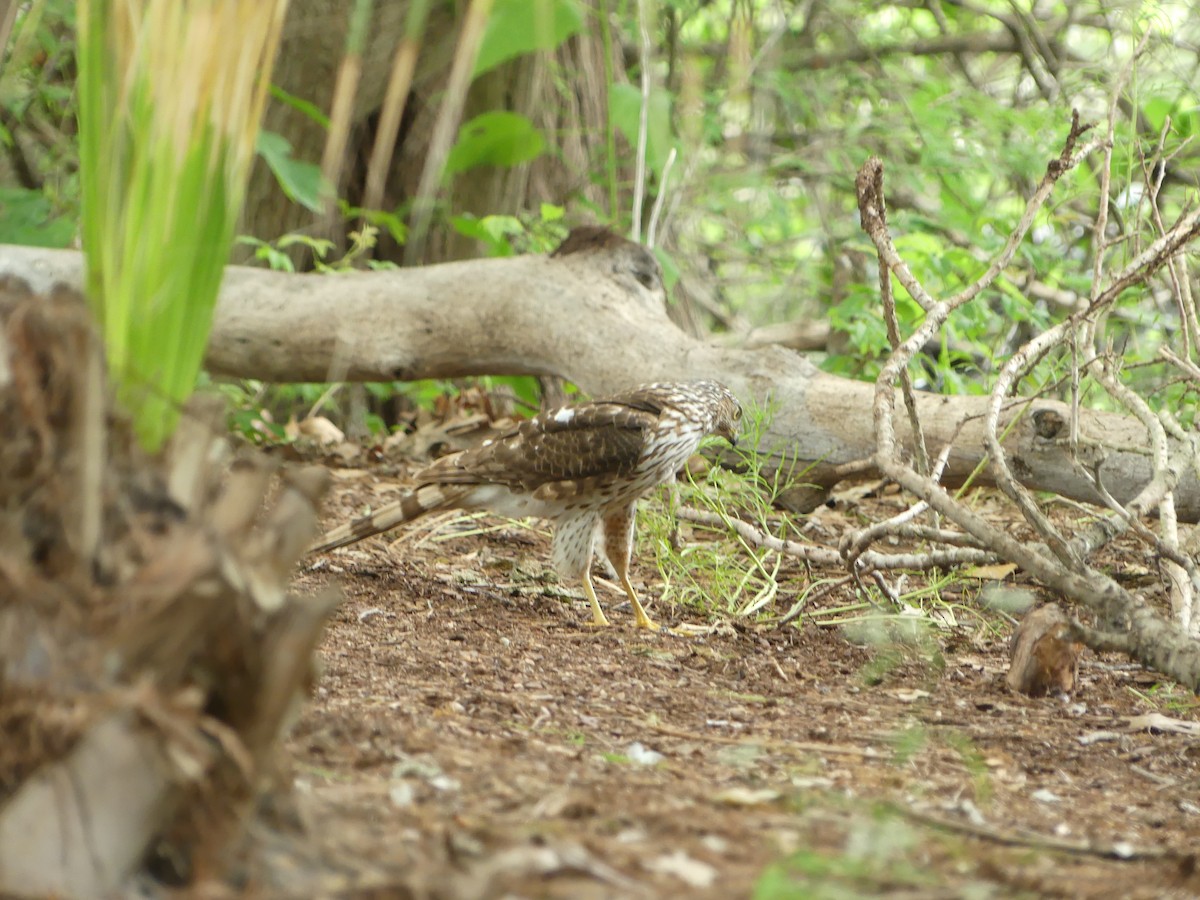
856, 110, 1200, 688
677, 506, 999, 571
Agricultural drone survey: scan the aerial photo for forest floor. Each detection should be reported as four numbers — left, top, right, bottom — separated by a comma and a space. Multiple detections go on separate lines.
278, 454, 1200, 899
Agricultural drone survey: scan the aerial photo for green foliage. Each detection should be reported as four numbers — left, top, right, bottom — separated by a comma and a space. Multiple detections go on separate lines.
662, 0, 1199, 415
653, 246, 681, 292
473, 0, 585, 78
235, 235, 300, 273
451, 203, 568, 257
216, 369, 547, 447
267, 83, 331, 130
446, 111, 545, 175
641, 399, 809, 619
942, 729, 993, 805
753, 811, 935, 899
9, 0, 1200, 441
236, 224, 392, 274
451, 214, 525, 256
0, 0, 80, 241
342, 202, 409, 247
0, 186, 74, 246
609, 83, 676, 178
257, 131, 327, 212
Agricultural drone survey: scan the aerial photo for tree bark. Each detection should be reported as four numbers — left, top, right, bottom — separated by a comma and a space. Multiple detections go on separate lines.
4, 238, 1198, 521
0, 276, 338, 893
241, 1, 618, 264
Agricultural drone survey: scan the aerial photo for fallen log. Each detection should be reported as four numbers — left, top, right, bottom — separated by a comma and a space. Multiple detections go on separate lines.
3, 234, 1197, 519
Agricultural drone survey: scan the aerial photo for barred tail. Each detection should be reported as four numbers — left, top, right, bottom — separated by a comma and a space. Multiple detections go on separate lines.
308, 484, 468, 555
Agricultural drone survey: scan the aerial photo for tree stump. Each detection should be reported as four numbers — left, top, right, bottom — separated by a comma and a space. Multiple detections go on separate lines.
0, 276, 338, 895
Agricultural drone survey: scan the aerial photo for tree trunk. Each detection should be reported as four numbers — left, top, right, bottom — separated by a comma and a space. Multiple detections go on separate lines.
0, 276, 337, 894
4, 238, 1197, 521
241, 1, 617, 264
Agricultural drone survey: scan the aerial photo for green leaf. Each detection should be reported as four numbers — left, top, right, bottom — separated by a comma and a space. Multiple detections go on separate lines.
483, 374, 541, 408
446, 112, 545, 175
343, 202, 409, 245
609, 83, 674, 177
0, 188, 75, 247
256, 130, 326, 212
234, 235, 295, 272
277, 233, 335, 259
451, 213, 525, 256
268, 84, 330, 129
474, 0, 585, 78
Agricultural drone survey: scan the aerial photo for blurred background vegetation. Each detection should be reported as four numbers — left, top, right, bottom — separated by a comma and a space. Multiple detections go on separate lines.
1, 0, 1196, 434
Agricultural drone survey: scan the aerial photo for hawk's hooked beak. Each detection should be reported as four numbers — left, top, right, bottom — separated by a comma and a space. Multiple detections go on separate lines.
720, 425, 739, 448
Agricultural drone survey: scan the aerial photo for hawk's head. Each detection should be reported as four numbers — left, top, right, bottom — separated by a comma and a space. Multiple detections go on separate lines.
690, 380, 742, 447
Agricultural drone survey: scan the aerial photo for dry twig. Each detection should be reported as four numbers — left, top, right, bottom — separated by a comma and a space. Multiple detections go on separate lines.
855, 105, 1200, 686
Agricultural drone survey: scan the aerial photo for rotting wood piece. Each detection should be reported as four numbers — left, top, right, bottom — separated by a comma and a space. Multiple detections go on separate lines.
1006, 603, 1083, 696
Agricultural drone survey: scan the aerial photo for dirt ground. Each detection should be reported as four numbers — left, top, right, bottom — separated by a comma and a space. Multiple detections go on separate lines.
278, 465, 1200, 899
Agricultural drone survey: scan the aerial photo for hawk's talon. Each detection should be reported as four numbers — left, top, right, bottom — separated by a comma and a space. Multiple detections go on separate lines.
581, 575, 612, 628
616, 570, 659, 632
634, 614, 661, 632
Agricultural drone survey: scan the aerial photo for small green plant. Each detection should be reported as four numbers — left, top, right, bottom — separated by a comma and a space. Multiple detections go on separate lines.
1126, 681, 1200, 714
888, 724, 929, 766
0, 186, 74, 247
754, 808, 935, 899
256, 129, 326, 213
236, 223, 393, 274
641, 398, 811, 618
0, 1, 80, 245
451, 202, 569, 257
76, 0, 287, 451
942, 730, 993, 806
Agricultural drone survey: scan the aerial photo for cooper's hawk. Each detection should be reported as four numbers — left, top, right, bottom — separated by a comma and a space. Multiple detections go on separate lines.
310, 381, 742, 630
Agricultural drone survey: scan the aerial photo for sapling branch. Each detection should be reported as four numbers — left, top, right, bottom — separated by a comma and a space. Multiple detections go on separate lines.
855, 111, 1200, 688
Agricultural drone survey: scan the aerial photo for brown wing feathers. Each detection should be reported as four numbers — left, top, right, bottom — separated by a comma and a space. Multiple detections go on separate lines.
422, 400, 654, 490
308, 392, 661, 556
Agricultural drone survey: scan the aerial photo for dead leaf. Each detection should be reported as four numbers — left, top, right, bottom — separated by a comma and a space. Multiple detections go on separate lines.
963, 563, 1018, 581
645, 850, 717, 888
297, 416, 346, 445
713, 786, 781, 806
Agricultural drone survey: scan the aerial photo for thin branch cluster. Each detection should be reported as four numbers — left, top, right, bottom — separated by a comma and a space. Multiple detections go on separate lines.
846, 91, 1200, 687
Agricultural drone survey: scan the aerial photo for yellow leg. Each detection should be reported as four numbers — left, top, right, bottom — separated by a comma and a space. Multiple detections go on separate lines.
601, 506, 660, 631
620, 573, 659, 631
581, 571, 611, 627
